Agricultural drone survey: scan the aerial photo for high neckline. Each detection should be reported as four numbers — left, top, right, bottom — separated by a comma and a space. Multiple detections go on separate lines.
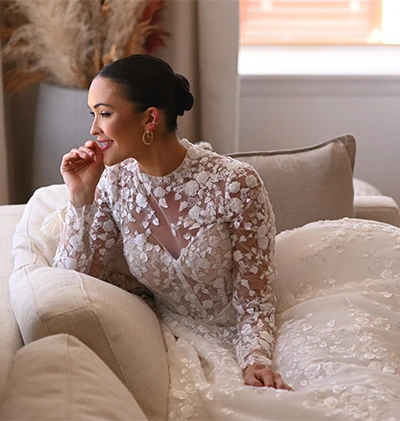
136, 139, 192, 185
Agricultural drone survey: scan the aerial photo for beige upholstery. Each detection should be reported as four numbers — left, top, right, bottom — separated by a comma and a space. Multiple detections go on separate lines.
0, 334, 147, 421
1, 134, 399, 419
354, 195, 400, 227
9, 186, 169, 421
0, 205, 24, 400
229, 134, 356, 234
353, 177, 383, 196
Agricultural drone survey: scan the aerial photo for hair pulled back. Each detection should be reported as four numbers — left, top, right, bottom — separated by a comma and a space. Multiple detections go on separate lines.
97, 54, 194, 133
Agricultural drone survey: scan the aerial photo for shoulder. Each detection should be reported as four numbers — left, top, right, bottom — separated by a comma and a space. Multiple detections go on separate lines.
213, 153, 264, 191
187, 140, 261, 183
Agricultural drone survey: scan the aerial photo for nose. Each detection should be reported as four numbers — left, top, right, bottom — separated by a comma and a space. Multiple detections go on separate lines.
90, 117, 102, 136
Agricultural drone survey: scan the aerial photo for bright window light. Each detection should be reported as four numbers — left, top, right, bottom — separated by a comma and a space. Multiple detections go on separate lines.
240, 0, 400, 45
381, 0, 400, 44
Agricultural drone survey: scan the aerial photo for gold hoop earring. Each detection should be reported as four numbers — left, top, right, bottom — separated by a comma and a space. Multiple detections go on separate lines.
142, 130, 153, 145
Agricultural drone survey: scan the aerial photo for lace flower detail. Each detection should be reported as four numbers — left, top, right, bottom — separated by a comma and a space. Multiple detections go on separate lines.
185, 180, 199, 196
54, 139, 277, 373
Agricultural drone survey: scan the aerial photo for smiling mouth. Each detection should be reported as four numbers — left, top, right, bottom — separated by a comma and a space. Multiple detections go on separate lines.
96, 139, 114, 151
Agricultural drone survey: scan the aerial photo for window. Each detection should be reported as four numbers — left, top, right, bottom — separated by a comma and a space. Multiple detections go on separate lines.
240, 0, 400, 45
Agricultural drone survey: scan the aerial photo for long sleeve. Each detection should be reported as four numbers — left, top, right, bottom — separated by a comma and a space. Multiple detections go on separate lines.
53, 177, 156, 307
53, 184, 120, 280
226, 166, 277, 370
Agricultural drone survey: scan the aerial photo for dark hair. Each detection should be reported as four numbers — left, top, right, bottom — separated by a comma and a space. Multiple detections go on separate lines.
97, 54, 194, 133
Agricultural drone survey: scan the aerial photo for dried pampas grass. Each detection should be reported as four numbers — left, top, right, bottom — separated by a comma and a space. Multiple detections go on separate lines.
1, 0, 168, 95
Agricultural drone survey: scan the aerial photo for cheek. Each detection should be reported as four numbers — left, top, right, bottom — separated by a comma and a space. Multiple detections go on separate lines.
104, 113, 142, 141
111, 120, 141, 144
121, 120, 143, 139
103, 119, 125, 139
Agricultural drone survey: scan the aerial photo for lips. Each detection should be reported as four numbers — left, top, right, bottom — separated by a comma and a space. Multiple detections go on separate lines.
96, 139, 114, 151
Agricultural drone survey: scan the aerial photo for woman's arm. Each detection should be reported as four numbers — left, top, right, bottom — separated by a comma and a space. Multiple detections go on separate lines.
53, 179, 120, 279
54, 170, 155, 307
226, 165, 291, 390
53, 141, 154, 306
53, 140, 119, 278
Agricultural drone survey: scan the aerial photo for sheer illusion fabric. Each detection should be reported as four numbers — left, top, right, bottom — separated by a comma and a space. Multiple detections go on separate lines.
54, 139, 277, 372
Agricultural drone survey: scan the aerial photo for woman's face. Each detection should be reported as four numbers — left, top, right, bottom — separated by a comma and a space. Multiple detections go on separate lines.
88, 76, 147, 166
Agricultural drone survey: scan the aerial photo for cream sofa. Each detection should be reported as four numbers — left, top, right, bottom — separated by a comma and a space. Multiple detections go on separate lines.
0, 134, 399, 420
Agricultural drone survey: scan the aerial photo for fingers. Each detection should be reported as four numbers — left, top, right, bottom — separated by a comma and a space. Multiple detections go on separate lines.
84, 139, 98, 149
244, 367, 293, 391
61, 150, 78, 168
85, 140, 102, 154
243, 374, 263, 387
61, 150, 91, 169
61, 142, 100, 166
259, 370, 275, 388
273, 373, 292, 391
82, 148, 96, 160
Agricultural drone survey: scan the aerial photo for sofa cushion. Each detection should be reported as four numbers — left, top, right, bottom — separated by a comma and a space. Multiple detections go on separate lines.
354, 195, 400, 227
0, 205, 25, 399
9, 185, 169, 421
0, 334, 147, 420
353, 177, 382, 196
228, 134, 356, 233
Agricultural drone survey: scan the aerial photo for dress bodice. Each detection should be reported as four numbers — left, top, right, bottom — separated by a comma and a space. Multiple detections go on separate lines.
54, 139, 277, 369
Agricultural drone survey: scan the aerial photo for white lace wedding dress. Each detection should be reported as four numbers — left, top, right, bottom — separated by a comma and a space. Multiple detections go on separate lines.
54, 140, 400, 421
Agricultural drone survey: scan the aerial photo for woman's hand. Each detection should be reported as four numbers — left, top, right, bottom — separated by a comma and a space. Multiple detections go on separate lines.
60, 140, 105, 208
244, 364, 292, 390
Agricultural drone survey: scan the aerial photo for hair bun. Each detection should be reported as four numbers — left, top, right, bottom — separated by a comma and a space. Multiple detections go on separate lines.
175, 73, 194, 116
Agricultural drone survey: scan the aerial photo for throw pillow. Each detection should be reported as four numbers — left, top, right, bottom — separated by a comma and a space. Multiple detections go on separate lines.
228, 134, 356, 234
0, 334, 147, 420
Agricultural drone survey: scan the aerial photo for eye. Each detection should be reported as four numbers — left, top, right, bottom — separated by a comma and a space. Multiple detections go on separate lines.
89, 111, 112, 118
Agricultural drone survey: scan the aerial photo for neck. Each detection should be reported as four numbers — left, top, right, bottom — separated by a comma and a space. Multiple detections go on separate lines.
137, 133, 187, 176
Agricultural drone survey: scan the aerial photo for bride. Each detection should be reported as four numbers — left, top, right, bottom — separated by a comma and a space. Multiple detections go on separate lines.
54, 54, 400, 421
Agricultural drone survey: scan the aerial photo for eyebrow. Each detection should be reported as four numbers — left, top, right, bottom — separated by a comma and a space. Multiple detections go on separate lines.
87, 103, 114, 109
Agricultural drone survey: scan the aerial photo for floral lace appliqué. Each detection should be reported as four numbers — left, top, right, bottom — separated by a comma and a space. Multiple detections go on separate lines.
54, 139, 277, 370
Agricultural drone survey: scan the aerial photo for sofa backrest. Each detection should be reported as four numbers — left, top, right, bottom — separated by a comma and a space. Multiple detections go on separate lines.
21, 134, 356, 239
228, 134, 356, 234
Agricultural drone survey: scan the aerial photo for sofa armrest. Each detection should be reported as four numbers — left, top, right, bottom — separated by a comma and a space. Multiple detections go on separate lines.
0, 204, 26, 397
354, 195, 400, 227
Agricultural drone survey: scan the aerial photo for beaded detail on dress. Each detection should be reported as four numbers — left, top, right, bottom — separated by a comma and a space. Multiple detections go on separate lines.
54, 139, 277, 369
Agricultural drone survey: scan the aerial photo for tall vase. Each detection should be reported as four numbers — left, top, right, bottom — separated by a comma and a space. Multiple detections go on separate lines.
32, 82, 92, 192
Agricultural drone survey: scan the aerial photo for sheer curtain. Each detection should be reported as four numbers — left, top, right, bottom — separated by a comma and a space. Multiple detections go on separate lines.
0, 46, 10, 205
158, 0, 240, 154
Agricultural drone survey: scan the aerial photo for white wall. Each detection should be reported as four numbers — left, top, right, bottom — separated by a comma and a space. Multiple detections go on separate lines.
239, 75, 400, 206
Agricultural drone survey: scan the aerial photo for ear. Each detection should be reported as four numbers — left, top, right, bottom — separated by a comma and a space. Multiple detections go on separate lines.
143, 107, 159, 132
145, 107, 159, 129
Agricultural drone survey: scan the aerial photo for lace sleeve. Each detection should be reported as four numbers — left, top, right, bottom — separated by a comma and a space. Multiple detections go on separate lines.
53, 184, 120, 279
53, 178, 155, 308
226, 165, 277, 370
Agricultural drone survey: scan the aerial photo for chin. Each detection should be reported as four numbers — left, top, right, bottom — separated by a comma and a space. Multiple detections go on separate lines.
103, 156, 118, 167
104, 154, 129, 167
